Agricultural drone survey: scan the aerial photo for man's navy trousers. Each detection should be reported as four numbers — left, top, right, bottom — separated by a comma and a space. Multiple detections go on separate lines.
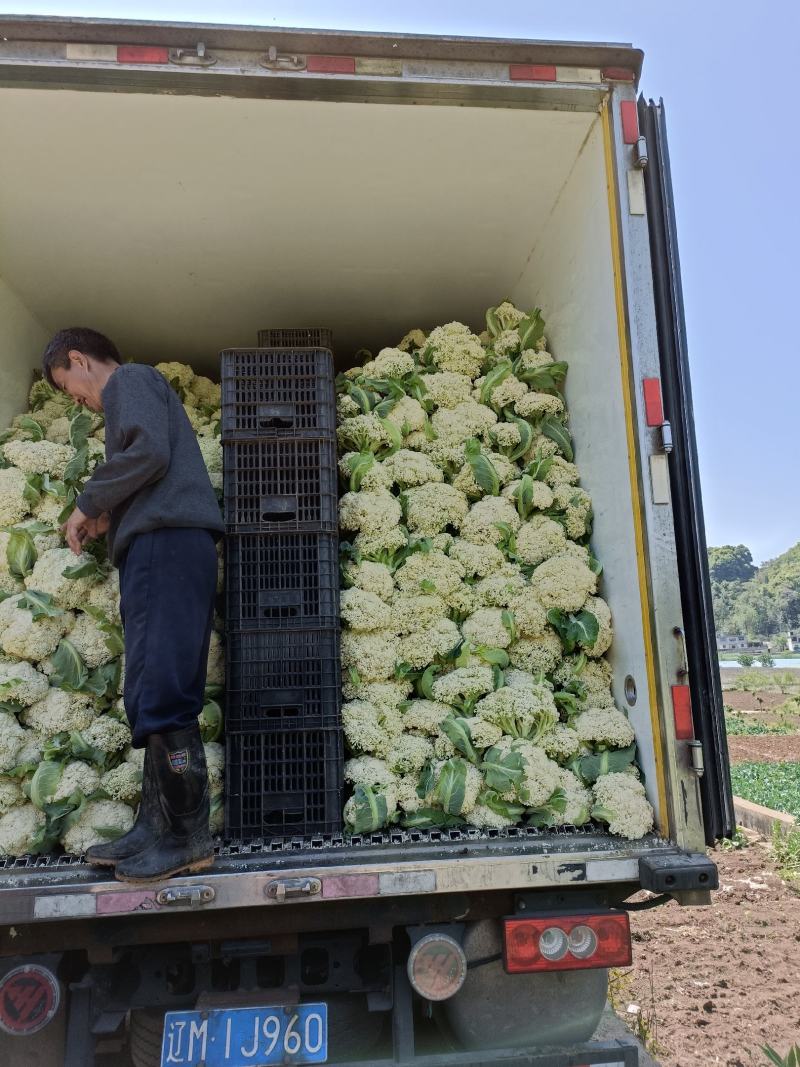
118, 527, 218, 748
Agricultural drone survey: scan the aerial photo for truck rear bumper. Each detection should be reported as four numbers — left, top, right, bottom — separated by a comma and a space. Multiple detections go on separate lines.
0, 826, 708, 928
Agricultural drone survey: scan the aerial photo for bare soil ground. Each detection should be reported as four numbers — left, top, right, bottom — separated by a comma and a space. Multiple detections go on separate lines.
727, 734, 800, 764
614, 841, 800, 1067
723, 690, 793, 713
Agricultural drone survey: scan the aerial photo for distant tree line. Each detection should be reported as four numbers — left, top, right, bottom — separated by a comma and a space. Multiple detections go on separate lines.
708, 543, 800, 639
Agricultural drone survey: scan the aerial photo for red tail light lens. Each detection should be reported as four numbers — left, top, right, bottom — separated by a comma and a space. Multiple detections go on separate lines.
503, 912, 632, 973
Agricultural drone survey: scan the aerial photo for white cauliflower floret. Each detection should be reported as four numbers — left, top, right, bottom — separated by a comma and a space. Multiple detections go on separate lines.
448, 539, 505, 579
344, 785, 398, 829
384, 396, 426, 434
397, 328, 428, 353
84, 570, 121, 624
100, 762, 142, 803
387, 734, 434, 775
472, 566, 528, 608
3, 439, 75, 478
372, 347, 416, 379
574, 707, 635, 750
338, 452, 393, 493
460, 716, 503, 749
443, 582, 478, 618
155, 361, 195, 389
67, 612, 115, 668
529, 553, 597, 612
514, 392, 565, 421
337, 413, 391, 454
344, 755, 396, 790
24, 683, 91, 744
517, 348, 554, 372
512, 741, 562, 807
61, 799, 135, 854
340, 588, 392, 632
0, 595, 71, 662
508, 631, 564, 675
466, 804, 516, 830
197, 435, 222, 476
516, 516, 567, 567
502, 478, 555, 511
0, 714, 27, 772
452, 452, 519, 500
83, 714, 132, 754
396, 773, 425, 814
489, 422, 522, 452
542, 724, 582, 762
341, 677, 412, 706
25, 548, 100, 610
431, 666, 494, 706
0, 467, 30, 527
395, 550, 465, 597
122, 745, 145, 772
431, 400, 497, 442
432, 758, 483, 815
482, 374, 528, 412
344, 561, 395, 603
337, 393, 361, 421
420, 371, 473, 409
51, 760, 101, 803
342, 699, 401, 756
389, 594, 447, 635
553, 656, 615, 710
354, 525, 408, 559
15, 734, 42, 767
32, 494, 66, 528
401, 700, 453, 736
0, 804, 45, 855
591, 773, 654, 839
553, 768, 592, 826
504, 668, 542, 691
552, 485, 593, 540
583, 596, 613, 658
206, 631, 224, 686
399, 618, 461, 669
426, 322, 485, 379
339, 491, 402, 536
0, 660, 49, 706
543, 456, 580, 489
507, 592, 548, 638
462, 608, 513, 650
0, 776, 24, 814
187, 375, 220, 408
460, 496, 521, 546
381, 450, 443, 488
404, 483, 469, 535
475, 685, 558, 742
341, 631, 400, 682
204, 741, 224, 795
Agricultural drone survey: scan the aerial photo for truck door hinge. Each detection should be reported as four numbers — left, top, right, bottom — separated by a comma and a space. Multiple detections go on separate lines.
259, 46, 307, 71
156, 885, 215, 907
169, 42, 217, 67
265, 877, 322, 902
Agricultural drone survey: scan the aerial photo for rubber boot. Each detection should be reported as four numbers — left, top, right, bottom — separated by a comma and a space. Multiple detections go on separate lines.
85, 747, 163, 867
114, 724, 214, 883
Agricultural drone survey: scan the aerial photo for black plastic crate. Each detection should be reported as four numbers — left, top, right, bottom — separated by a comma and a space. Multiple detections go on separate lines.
225, 532, 339, 629
225, 627, 341, 731
223, 436, 338, 532
225, 727, 343, 839
256, 327, 333, 351
221, 348, 336, 438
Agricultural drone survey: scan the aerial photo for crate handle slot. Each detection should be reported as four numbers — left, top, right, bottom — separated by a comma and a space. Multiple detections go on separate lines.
257, 402, 296, 429
260, 495, 297, 521
258, 590, 302, 616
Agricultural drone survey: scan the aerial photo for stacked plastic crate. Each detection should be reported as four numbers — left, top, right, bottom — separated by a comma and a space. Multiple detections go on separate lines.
220, 329, 343, 839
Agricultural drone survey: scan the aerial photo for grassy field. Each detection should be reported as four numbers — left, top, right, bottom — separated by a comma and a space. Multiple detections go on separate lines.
729, 762, 800, 819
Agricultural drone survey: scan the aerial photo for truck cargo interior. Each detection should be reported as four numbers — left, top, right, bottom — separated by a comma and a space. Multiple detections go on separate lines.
0, 85, 663, 837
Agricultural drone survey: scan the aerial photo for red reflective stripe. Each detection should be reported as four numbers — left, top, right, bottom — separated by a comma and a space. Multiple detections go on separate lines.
509, 64, 557, 81
643, 378, 664, 426
672, 685, 694, 740
603, 67, 636, 81
620, 99, 640, 144
307, 55, 356, 74
117, 45, 169, 64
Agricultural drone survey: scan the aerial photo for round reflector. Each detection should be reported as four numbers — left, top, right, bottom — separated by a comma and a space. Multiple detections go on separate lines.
538, 927, 569, 961
407, 934, 467, 1001
567, 924, 598, 959
0, 964, 60, 1035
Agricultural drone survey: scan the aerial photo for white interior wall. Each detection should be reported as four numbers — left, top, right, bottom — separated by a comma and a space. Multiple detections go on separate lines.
509, 117, 661, 821
0, 277, 47, 430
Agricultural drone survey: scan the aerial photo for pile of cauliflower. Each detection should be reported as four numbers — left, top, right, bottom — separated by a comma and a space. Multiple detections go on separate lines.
337, 304, 654, 840
0, 364, 225, 857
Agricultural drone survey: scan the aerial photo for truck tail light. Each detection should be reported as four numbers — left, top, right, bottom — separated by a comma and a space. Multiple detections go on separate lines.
503, 913, 631, 973
407, 933, 467, 1001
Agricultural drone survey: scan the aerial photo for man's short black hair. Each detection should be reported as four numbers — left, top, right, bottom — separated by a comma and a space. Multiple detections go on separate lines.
42, 327, 121, 388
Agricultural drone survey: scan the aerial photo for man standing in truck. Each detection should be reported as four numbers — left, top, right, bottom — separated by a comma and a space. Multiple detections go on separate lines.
42, 327, 225, 883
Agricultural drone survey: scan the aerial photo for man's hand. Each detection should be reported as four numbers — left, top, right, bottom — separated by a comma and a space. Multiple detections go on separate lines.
62, 509, 110, 555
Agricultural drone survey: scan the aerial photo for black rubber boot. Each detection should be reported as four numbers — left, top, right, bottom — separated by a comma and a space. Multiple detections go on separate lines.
85, 747, 163, 868
114, 724, 214, 884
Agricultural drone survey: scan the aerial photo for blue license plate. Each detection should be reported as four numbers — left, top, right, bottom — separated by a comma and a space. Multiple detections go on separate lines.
160, 1003, 327, 1066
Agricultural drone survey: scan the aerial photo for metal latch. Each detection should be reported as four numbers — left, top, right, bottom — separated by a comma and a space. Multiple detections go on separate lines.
265, 877, 321, 902
259, 46, 307, 71
687, 739, 705, 777
169, 42, 217, 67
156, 885, 215, 907
659, 420, 673, 454
634, 135, 648, 169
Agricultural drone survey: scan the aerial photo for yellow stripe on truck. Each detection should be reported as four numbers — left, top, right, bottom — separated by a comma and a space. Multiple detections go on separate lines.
600, 97, 670, 836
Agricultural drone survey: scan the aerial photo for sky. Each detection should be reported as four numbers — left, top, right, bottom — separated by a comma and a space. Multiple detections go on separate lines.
3, 0, 798, 564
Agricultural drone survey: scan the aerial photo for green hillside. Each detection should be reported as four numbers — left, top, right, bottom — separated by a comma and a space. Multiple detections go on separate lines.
709, 542, 800, 639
